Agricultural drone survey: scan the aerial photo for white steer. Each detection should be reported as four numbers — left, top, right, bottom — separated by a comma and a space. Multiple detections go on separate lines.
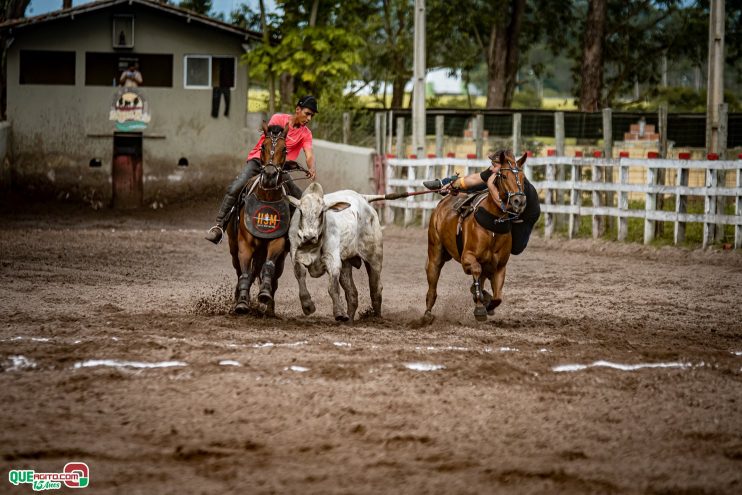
287, 182, 383, 322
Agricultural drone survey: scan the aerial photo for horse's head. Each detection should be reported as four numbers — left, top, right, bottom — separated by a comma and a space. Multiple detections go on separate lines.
259, 122, 290, 188
487, 149, 527, 216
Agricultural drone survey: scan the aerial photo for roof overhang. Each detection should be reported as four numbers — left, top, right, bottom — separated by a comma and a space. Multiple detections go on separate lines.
0, 0, 262, 41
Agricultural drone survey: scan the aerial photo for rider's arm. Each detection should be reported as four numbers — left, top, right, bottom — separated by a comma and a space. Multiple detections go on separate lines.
453, 166, 494, 190
304, 146, 316, 180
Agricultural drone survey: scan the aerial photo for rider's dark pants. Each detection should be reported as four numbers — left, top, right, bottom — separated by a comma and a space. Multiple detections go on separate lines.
510, 179, 540, 255
468, 178, 540, 255
214, 159, 303, 227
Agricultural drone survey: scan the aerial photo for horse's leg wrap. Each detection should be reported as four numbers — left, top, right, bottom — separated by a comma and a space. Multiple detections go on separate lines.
234, 273, 252, 313
258, 261, 276, 304
470, 278, 483, 303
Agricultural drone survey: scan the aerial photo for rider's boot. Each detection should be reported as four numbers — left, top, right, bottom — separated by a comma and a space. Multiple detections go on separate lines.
423, 174, 459, 191
205, 193, 237, 244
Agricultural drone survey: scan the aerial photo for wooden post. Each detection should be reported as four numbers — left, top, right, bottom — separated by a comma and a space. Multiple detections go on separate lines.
715, 103, 728, 241
374, 112, 383, 154
591, 160, 602, 239
618, 161, 628, 241
602, 108, 613, 234
384, 158, 395, 225
568, 160, 581, 239
387, 110, 394, 156
555, 112, 565, 157
404, 163, 416, 227
544, 161, 555, 238
512, 113, 522, 157
343, 112, 351, 145
396, 116, 405, 159
644, 165, 657, 244
555, 112, 566, 230
703, 162, 718, 248
435, 115, 444, 157
475, 113, 484, 159
674, 164, 689, 245
736, 164, 741, 249
656, 104, 668, 238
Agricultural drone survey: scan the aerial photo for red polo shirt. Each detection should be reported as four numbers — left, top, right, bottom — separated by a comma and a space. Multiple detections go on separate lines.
246, 113, 313, 161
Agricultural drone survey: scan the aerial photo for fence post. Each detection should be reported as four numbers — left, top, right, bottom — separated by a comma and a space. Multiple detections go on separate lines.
512, 113, 522, 157
343, 112, 351, 145
384, 158, 395, 225
703, 160, 718, 248
555, 112, 566, 230
715, 103, 728, 241
591, 160, 603, 239
618, 160, 628, 241
435, 115, 444, 157
602, 108, 614, 234
736, 162, 741, 249
644, 165, 657, 245
396, 117, 405, 160
656, 104, 668, 238
674, 161, 689, 246
568, 160, 581, 239
387, 110, 394, 156
544, 161, 555, 239
404, 162, 416, 227
475, 113, 484, 159
374, 112, 382, 154
555, 112, 565, 157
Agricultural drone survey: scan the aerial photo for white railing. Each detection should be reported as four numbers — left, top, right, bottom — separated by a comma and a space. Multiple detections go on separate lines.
384, 156, 742, 249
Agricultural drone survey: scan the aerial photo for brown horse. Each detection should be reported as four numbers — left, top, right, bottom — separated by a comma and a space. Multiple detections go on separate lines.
227, 122, 293, 316
424, 150, 527, 322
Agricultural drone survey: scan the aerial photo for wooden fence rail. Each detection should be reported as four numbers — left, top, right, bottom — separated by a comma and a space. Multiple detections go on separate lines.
383, 156, 742, 249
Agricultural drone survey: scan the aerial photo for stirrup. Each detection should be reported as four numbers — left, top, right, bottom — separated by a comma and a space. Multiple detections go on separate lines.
205, 225, 224, 245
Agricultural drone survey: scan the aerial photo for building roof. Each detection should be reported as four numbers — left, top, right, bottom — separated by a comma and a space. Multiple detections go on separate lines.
0, 0, 262, 41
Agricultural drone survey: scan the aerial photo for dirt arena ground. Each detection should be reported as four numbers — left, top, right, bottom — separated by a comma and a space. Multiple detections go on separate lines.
1, 195, 741, 494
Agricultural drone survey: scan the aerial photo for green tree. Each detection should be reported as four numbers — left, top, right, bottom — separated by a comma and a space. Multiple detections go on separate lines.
178, 0, 213, 16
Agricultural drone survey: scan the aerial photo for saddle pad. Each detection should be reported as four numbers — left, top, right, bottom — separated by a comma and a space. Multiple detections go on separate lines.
243, 193, 290, 239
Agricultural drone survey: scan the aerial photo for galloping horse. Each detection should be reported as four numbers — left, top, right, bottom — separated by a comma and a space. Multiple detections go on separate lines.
227, 122, 294, 316
424, 150, 527, 322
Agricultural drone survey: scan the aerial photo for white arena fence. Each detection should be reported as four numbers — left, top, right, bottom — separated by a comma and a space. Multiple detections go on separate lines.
383, 156, 742, 249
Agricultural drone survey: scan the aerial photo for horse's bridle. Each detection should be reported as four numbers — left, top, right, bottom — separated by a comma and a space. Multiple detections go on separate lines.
493, 162, 526, 220
259, 131, 287, 190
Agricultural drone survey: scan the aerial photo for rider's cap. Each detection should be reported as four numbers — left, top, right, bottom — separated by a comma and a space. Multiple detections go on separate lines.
297, 95, 319, 113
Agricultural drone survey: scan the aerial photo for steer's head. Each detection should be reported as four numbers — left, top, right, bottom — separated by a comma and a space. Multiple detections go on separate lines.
287, 182, 350, 248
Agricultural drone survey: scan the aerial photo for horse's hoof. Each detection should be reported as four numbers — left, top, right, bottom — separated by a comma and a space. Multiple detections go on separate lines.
423, 311, 435, 325
257, 290, 273, 305
335, 314, 349, 322
473, 306, 488, 321
302, 301, 316, 316
234, 301, 250, 314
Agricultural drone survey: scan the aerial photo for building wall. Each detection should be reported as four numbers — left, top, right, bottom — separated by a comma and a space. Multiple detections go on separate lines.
7, 5, 252, 203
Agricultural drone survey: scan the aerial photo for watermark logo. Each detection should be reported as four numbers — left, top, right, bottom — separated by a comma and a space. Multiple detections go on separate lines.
8, 462, 89, 491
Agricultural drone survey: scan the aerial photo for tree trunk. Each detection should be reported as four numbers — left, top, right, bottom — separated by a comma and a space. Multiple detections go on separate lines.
391, 74, 407, 109
278, 72, 294, 111
485, 0, 526, 109
579, 0, 607, 111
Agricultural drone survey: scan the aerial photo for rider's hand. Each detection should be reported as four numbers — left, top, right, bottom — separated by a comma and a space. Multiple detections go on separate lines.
306, 167, 317, 181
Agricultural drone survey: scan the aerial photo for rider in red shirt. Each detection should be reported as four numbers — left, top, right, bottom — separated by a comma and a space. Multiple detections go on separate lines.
205, 95, 318, 244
